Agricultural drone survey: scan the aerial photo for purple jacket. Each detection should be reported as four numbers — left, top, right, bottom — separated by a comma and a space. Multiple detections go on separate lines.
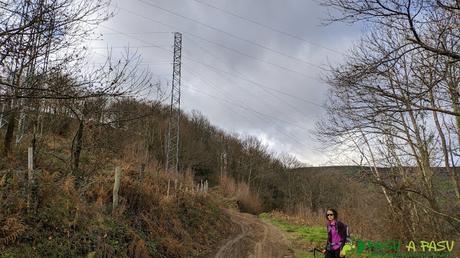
326, 220, 348, 251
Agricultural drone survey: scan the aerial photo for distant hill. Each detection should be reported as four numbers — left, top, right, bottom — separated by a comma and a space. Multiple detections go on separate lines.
291, 165, 455, 179
291, 166, 363, 174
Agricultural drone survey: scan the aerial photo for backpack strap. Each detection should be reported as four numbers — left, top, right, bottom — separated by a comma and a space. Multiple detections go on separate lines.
341, 221, 352, 244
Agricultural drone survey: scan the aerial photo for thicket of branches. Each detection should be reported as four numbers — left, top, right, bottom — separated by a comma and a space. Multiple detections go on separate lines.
0, 0, 154, 174
318, 0, 460, 240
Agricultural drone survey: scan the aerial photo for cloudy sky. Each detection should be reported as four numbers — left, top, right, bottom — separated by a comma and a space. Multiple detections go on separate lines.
86, 0, 363, 166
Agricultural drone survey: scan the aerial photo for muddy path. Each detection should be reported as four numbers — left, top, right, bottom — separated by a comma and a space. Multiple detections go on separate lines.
214, 209, 295, 258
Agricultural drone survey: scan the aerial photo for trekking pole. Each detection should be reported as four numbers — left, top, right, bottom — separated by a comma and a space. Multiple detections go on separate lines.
309, 247, 326, 258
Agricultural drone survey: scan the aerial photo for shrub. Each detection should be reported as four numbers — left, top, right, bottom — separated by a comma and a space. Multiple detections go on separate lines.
219, 175, 263, 215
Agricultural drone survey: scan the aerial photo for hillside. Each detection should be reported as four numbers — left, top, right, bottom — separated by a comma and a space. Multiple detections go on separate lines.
0, 95, 293, 257
0, 136, 237, 257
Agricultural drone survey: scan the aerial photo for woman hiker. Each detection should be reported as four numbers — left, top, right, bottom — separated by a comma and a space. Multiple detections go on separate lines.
321, 208, 350, 258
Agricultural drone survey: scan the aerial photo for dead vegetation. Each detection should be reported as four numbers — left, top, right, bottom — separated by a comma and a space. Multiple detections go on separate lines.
0, 138, 234, 257
218, 175, 263, 215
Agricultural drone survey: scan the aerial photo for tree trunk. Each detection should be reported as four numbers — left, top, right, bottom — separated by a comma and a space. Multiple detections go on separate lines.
72, 119, 84, 173
430, 89, 460, 201
446, 79, 460, 201
3, 108, 16, 156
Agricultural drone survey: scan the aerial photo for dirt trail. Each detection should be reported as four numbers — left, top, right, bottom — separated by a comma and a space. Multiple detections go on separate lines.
214, 209, 295, 258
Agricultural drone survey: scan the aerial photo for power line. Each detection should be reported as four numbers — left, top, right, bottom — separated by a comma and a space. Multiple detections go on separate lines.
110, 8, 330, 110
185, 67, 292, 121
182, 55, 319, 128
136, 0, 328, 71
184, 86, 258, 129
116, 6, 322, 78
89, 63, 171, 67
183, 60, 311, 145
102, 31, 172, 35
181, 54, 313, 144
184, 68, 312, 132
90, 45, 171, 49
189, 0, 345, 55
183, 84, 310, 145
89, 50, 171, 64
183, 35, 326, 111
182, 54, 326, 109
91, 26, 315, 148
185, 68, 252, 103
182, 78, 309, 131
184, 84, 308, 147
100, 25, 326, 110
182, 33, 317, 79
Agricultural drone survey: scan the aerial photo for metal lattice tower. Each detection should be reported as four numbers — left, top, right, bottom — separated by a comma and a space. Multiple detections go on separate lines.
165, 32, 183, 172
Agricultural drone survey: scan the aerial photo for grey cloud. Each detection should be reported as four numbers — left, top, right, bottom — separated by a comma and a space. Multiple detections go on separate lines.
89, 0, 362, 165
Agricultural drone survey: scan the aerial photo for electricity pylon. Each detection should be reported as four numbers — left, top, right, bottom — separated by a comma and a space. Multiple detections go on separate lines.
165, 32, 182, 172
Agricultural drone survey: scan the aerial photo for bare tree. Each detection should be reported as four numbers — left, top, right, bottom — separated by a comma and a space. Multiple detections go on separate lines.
317, 15, 460, 237
0, 0, 111, 156
323, 0, 460, 61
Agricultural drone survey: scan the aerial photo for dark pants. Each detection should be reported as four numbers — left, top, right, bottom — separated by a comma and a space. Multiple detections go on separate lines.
325, 249, 341, 258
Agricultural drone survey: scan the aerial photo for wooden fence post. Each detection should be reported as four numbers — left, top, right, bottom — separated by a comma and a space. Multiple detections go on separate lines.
27, 147, 34, 210
167, 179, 171, 197
112, 167, 122, 213
138, 163, 145, 180
28, 147, 33, 178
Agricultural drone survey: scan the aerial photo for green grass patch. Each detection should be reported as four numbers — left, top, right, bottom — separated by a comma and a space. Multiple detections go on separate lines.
259, 213, 393, 258
259, 212, 327, 258
259, 213, 326, 246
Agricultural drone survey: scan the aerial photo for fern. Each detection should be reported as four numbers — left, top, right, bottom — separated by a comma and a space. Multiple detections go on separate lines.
0, 217, 26, 246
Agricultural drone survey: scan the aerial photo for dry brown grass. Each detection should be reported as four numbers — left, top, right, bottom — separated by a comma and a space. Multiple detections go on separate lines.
122, 157, 238, 256
0, 117, 241, 257
0, 149, 233, 257
219, 175, 263, 215
277, 192, 391, 241
270, 207, 325, 227
219, 174, 237, 198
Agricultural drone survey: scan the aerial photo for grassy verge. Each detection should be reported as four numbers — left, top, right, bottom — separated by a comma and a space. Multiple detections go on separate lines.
259, 212, 460, 258
259, 212, 326, 258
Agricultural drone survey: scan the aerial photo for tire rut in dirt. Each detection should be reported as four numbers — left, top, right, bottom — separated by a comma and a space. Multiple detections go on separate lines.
215, 209, 295, 258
